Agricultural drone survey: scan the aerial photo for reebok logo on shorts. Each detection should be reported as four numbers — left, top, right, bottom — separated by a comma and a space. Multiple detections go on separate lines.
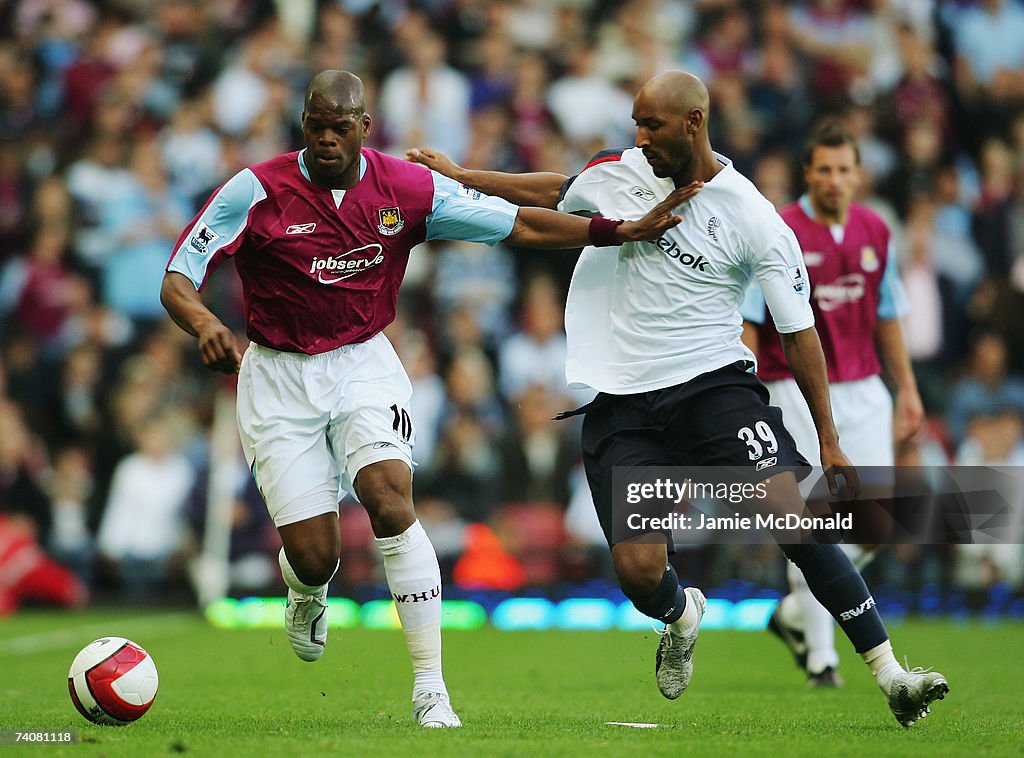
373, 441, 396, 449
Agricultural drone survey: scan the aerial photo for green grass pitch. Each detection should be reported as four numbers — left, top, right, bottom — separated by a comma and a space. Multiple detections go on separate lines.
1, 610, 1021, 757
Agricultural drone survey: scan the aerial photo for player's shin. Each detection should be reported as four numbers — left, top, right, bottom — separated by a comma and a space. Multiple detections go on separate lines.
627, 564, 689, 626
376, 519, 447, 699
779, 543, 888, 659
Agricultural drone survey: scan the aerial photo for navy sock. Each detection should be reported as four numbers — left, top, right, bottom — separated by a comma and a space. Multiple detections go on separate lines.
627, 565, 686, 624
781, 543, 888, 653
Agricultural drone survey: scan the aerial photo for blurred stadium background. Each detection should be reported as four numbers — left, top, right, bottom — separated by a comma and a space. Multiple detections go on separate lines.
1, 0, 1024, 630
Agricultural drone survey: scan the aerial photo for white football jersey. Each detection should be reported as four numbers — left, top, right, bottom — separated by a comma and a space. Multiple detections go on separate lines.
558, 148, 813, 394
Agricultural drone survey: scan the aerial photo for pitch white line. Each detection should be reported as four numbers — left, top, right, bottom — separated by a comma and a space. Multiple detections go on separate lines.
605, 722, 674, 728
0, 612, 197, 657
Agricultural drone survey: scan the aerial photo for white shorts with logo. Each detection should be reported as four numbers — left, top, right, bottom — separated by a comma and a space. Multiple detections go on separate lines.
766, 375, 894, 468
237, 333, 415, 527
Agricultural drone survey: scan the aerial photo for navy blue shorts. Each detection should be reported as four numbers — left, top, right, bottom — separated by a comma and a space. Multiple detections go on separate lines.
564, 361, 810, 546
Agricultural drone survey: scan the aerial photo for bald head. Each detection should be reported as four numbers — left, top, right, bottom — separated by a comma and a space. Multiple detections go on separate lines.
638, 71, 710, 119
305, 70, 366, 115
301, 70, 372, 188
631, 70, 719, 184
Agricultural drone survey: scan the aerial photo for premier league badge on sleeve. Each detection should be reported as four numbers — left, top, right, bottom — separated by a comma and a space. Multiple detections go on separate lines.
377, 207, 405, 236
189, 225, 218, 255
788, 265, 806, 293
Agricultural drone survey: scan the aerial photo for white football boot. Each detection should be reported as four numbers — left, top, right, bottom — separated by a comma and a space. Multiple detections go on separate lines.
284, 586, 328, 662
412, 692, 462, 728
655, 587, 706, 699
887, 667, 949, 728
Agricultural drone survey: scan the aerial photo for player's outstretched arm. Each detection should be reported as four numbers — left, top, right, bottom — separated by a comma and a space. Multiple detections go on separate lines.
160, 272, 242, 374
505, 182, 701, 250
780, 326, 860, 496
407, 147, 566, 209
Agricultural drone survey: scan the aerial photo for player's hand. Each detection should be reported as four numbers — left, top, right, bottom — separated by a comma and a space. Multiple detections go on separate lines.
893, 386, 924, 444
406, 147, 461, 181
196, 320, 242, 374
617, 181, 703, 242
820, 441, 861, 498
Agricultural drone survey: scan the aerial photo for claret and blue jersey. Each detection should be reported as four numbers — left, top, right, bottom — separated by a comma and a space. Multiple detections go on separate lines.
741, 195, 909, 384
166, 148, 517, 355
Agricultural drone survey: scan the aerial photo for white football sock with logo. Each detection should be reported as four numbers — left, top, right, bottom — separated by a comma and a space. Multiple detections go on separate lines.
376, 520, 447, 699
788, 561, 839, 673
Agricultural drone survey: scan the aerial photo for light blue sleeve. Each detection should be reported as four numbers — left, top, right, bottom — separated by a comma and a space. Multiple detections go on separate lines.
877, 240, 910, 320
167, 168, 266, 289
739, 278, 767, 324
425, 172, 518, 246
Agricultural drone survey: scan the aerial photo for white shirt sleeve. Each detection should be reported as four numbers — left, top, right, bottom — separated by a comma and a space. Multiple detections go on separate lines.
750, 228, 815, 334
556, 167, 607, 215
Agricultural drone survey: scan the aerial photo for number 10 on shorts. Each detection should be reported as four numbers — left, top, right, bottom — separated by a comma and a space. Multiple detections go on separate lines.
390, 404, 413, 441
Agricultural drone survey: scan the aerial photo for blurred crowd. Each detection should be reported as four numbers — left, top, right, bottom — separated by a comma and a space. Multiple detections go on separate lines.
1, 0, 1023, 614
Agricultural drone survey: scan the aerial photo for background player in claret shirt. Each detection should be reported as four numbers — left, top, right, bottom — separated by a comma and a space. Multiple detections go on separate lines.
160, 70, 692, 729
410, 70, 947, 728
741, 124, 924, 688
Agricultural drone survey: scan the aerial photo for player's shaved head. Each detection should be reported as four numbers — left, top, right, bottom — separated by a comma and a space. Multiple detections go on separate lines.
305, 70, 365, 115
632, 69, 719, 184
638, 71, 710, 119
301, 70, 371, 188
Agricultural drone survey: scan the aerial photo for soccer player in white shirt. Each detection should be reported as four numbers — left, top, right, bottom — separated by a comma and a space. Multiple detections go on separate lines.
409, 70, 948, 727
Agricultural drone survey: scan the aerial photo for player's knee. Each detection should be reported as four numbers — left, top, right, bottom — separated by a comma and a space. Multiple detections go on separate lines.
355, 464, 415, 536
287, 537, 340, 587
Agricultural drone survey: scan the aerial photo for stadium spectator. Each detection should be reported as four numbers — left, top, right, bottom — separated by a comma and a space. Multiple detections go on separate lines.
0, 226, 89, 357
379, 31, 470, 161
95, 413, 195, 601
496, 384, 576, 509
946, 331, 1024, 444
787, 0, 872, 109
497, 274, 578, 405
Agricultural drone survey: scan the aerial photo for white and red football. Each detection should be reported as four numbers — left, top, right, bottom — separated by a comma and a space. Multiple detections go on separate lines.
68, 637, 158, 725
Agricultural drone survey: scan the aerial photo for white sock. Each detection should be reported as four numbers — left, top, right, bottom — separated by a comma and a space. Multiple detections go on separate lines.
279, 547, 334, 596
777, 592, 804, 631
862, 639, 902, 692
376, 520, 447, 699
668, 590, 699, 634
789, 562, 839, 673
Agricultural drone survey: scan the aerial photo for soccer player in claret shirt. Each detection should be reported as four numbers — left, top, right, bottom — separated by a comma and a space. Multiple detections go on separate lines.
160, 70, 692, 728
410, 70, 947, 727
741, 124, 924, 688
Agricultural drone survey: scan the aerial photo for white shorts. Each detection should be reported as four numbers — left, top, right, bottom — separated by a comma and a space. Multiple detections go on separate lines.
765, 375, 894, 468
237, 333, 415, 527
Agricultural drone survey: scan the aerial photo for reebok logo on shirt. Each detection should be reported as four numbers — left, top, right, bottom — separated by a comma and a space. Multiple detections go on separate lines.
655, 237, 709, 272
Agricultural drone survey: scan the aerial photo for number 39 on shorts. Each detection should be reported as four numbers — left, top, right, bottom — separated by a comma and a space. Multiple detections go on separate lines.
737, 421, 778, 461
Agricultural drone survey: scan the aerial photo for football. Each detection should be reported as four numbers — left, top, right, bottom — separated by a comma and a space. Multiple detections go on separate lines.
68, 637, 159, 725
